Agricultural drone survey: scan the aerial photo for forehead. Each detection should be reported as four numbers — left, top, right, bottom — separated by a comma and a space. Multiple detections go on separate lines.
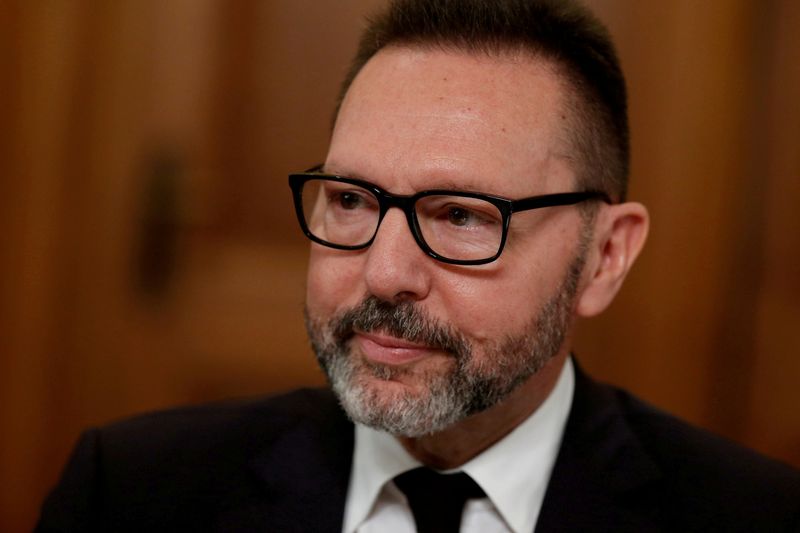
327, 46, 574, 196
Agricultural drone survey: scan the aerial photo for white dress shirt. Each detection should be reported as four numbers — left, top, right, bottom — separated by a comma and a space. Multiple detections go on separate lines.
342, 357, 575, 533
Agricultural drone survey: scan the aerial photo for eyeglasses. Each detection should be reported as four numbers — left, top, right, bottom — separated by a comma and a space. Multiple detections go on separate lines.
289, 167, 611, 265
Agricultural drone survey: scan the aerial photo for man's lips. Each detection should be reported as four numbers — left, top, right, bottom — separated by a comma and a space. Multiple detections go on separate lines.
353, 331, 440, 366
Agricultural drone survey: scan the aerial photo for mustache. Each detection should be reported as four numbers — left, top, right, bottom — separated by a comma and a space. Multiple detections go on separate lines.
330, 296, 471, 358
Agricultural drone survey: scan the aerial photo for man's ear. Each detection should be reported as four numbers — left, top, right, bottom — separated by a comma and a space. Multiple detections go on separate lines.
576, 202, 649, 317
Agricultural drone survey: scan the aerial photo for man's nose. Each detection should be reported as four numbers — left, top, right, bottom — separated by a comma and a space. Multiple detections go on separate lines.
363, 208, 432, 303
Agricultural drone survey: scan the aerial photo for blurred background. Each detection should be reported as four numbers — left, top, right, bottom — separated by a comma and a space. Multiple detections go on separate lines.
1, 0, 798, 530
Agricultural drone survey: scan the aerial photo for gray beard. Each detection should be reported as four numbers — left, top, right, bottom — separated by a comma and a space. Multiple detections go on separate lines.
305, 243, 587, 437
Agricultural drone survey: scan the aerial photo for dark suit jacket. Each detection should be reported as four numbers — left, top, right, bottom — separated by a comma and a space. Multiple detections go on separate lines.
37, 367, 800, 532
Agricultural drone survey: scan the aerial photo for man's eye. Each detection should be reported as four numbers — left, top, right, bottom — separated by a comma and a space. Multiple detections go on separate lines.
447, 207, 472, 226
334, 192, 364, 209
441, 205, 495, 228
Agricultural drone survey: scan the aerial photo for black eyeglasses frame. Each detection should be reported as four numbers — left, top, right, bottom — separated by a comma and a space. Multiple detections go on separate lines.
288, 167, 612, 265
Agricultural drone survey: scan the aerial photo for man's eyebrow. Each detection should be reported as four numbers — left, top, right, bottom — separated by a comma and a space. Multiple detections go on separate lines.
426, 178, 485, 192
315, 166, 491, 195
316, 165, 363, 180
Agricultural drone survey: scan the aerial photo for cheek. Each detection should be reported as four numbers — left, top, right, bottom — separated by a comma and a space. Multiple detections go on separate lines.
438, 265, 544, 343
306, 247, 366, 317
441, 230, 577, 345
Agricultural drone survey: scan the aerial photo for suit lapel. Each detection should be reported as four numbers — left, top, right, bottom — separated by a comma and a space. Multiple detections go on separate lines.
215, 390, 355, 533
535, 363, 662, 532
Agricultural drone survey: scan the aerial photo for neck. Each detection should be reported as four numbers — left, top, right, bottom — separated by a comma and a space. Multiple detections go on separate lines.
396, 352, 568, 470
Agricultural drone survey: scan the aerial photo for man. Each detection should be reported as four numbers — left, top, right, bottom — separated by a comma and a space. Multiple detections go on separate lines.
38, 0, 800, 532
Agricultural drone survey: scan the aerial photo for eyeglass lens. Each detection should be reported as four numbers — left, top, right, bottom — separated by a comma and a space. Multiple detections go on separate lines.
300, 178, 504, 262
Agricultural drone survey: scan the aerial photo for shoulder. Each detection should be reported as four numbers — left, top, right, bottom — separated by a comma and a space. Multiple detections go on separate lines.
98, 387, 343, 440
37, 388, 351, 531
612, 385, 799, 486
549, 366, 800, 531
602, 380, 800, 529
91, 387, 347, 464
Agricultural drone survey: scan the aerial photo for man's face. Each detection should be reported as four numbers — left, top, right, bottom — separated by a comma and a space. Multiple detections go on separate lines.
305, 47, 590, 436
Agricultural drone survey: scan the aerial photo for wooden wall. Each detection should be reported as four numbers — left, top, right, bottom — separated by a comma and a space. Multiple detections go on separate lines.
1, 1, 798, 530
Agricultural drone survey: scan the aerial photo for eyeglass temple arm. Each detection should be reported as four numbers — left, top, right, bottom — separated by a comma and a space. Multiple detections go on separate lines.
511, 191, 612, 212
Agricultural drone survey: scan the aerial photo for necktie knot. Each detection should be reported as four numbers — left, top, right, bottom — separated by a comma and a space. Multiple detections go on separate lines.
394, 467, 486, 533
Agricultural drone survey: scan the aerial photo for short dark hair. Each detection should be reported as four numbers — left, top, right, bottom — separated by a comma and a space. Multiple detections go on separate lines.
336, 0, 629, 201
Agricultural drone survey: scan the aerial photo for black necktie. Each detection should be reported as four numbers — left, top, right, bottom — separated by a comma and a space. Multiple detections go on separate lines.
393, 467, 486, 533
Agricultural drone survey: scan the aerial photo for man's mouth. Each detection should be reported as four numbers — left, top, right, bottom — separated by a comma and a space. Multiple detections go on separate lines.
353, 330, 442, 366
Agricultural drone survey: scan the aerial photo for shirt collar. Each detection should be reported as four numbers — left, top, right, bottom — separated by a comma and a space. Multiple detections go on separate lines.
343, 357, 575, 533
459, 357, 574, 533
343, 423, 422, 533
